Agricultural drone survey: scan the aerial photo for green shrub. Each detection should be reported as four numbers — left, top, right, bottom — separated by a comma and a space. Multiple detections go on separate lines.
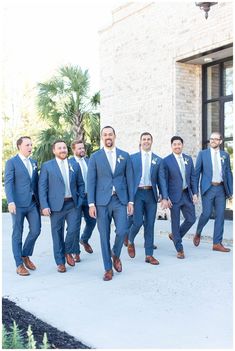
2, 198, 8, 213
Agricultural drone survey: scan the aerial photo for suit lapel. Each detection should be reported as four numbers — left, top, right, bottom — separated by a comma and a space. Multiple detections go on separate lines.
53, 159, 65, 184
101, 148, 113, 175
171, 153, 182, 179
16, 155, 31, 180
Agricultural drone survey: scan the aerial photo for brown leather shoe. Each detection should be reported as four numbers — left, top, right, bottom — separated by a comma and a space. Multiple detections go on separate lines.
168, 233, 173, 241
16, 264, 30, 276
57, 264, 66, 273
123, 236, 128, 247
22, 256, 36, 270
127, 243, 135, 258
112, 255, 122, 272
213, 243, 231, 252
103, 269, 113, 281
65, 254, 75, 266
177, 251, 185, 259
193, 234, 201, 247
80, 240, 93, 254
153, 244, 157, 249
145, 256, 160, 265
73, 254, 81, 262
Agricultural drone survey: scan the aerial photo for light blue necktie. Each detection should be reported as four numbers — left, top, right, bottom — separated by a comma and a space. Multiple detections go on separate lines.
60, 160, 71, 197
143, 153, 150, 185
80, 158, 88, 192
178, 156, 187, 189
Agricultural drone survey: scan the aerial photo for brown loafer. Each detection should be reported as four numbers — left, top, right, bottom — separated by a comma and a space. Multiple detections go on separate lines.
103, 269, 113, 281
65, 254, 75, 266
193, 234, 201, 247
22, 256, 36, 270
145, 256, 160, 265
112, 254, 122, 272
80, 240, 93, 254
73, 254, 81, 262
16, 264, 30, 276
57, 264, 66, 273
127, 243, 135, 258
168, 233, 173, 241
213, 243, 230, 252
177, 251, 185, 259
123, 236, 128, 247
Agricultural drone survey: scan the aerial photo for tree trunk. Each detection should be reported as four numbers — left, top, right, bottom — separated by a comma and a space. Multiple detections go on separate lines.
74, 111, 84, 141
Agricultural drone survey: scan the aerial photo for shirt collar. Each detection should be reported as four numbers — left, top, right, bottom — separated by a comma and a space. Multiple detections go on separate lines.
18, 153, 30, 161
56, 157, 67, 164
173, 152, 183, 158
104, 146, 116, 153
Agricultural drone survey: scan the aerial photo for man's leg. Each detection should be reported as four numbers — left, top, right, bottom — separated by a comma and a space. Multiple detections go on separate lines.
22, 201, 41, 257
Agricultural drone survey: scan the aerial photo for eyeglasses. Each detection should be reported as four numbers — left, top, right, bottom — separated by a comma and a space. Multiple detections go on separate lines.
209, 138, 221, 141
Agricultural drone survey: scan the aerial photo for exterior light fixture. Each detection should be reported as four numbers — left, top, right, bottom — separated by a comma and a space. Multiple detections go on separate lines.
195, 2, 218, 19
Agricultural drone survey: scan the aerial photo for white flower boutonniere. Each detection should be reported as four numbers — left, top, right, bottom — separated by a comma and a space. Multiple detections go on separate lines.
33, 164, 37, 171
220, 155, 226, 164
184, 158, 189, 165
117, 155, 125, 163
69, 165, 74, 172
151, 158, 157, 165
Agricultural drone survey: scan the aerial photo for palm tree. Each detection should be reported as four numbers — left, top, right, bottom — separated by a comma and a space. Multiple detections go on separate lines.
34, 65, 100, 165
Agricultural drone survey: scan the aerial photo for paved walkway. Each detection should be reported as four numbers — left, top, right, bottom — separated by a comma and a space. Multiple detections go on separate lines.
2, 213, 233, 349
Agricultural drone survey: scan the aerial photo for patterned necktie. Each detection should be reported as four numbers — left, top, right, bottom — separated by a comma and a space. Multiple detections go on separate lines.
107, 151, 114, 173
60, 160, 71, 197
213, 151, 221, 182
24, 158, 32, 178
178, 156, 187, 189
143, 153, 150, 185
80, 158, 87, 192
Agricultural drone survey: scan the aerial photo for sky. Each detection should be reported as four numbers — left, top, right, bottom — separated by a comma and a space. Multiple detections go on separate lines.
1, 0, 123, 119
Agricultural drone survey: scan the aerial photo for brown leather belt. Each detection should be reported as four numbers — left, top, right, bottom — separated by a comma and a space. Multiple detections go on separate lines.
138, 186, 153, 190
211, 182, 223, 186
64, 197, 73, 202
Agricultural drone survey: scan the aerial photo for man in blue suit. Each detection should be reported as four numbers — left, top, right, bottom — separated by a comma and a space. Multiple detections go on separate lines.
5, 136, 41, 276
70, 140, 96, 259
87, 126, 134, 281
193, 132, 233, 252
163, 136, 198, 259
127, 132, 168, 264
39, 140, 85, 272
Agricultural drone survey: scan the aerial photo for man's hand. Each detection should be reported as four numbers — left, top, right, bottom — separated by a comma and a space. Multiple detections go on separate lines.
42, 208, 51, 216
160, 199, 168, 209
192, 194, 198, 204
8, 202, 16, 214
167, 199, 173, 209
89, 205, 97, 219
127, 203, 134, 216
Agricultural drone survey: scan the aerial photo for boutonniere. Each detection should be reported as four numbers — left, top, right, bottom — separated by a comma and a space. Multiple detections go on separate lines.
184, 158, 189, 165
69, 164, 74, 172
32, 164, 37, 171
117, 155, 125, 163
151, 158, 157, 165
220, 155, 226, 164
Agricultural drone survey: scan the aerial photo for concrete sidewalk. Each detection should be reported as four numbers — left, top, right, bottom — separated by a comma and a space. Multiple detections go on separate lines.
2, 213, 233, 349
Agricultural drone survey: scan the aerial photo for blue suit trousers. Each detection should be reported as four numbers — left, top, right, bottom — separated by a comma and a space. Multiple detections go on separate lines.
196, 184, 226, 244
11, 199, 41, 267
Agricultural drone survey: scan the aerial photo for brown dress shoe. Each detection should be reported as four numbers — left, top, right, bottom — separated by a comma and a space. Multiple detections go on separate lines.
22, 256, 36, 270
80, 240, 93, 254
16, 264, 30, 276
103, 269, 113, 281
145, 256, 160, 265
213, 243, 231, 252
57, 264, 66, 273
127, 243, 135, 258
65, 254, 75, 266
123, 236, 128, 247
168, 233, 173, 241
74, 254, 81, 262
177, 251, 185, 259
193, 234, 201, 247
112, 254, 122, 272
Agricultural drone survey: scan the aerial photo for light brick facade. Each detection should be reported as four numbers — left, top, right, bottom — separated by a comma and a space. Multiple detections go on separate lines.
99, 2, 233, 158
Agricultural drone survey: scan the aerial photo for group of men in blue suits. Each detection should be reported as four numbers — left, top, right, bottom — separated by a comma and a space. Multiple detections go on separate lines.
5, 129, 233, 280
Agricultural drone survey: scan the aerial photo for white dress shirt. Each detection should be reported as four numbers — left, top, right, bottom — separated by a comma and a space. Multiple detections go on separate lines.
210, 148, 223, 182
139, 151, 152, 187
18, 153, 32, 177
56, 157, 72, 197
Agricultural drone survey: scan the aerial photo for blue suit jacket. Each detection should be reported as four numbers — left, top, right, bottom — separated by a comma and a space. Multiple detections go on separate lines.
195, 148, 233, 198
5, 155, 39, 207
39, 158, 85, 211
163, 153, 197, 203
87, 148, 134, 206
130, 152, 168, 201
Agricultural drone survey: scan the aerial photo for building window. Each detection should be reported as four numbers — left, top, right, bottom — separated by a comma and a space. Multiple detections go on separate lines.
202, 57, 233, 219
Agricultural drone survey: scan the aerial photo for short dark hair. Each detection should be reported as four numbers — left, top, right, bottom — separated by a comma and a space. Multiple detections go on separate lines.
16, 136, 31, 149
71, 140, 84, 149
101, 126, 116, 135
140, 132, 153, 141
52, 140, 67, 150
171, 136, 184, 144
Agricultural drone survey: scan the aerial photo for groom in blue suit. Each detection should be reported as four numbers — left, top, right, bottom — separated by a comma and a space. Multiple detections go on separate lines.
5, 136, 41, 276
87, 126, 134, 281
127, 132, 168, 265
39, 140, 85, 272
193, 132, 233, 252
163, 136, 198, 259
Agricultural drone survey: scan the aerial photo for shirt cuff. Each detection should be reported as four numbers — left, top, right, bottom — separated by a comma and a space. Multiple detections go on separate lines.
89, 203, 95, 207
